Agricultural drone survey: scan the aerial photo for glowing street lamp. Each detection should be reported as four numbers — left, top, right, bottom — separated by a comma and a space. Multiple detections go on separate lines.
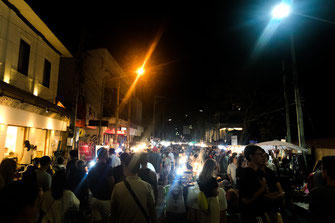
136, 66, 145, 76
272, 3, 291, 20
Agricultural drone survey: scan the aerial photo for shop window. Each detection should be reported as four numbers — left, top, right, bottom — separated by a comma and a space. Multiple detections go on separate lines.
17, 39, 30, 76
43, 59, 51, 88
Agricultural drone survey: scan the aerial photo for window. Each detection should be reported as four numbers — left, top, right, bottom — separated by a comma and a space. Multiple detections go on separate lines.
17, 39, 30, 75
43, 59, 51, 88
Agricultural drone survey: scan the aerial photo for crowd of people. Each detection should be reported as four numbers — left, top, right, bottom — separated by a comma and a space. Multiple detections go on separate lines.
0, 140, 334, 223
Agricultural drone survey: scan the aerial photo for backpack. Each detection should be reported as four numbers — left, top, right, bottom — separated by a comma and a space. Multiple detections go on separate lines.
197, 191, 209, 214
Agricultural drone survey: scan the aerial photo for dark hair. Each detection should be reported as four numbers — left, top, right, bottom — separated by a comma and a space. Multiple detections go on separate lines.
0, 159, 17, 185
40, 156, 51, 167
97, 147, 108, 159
244, 144, 262, 162
237, 155, 245, 167
120, 152, 129, 163
139, 152, 149, 165
0, 181, 40, 222
124, 154, 140, 174
24, 140, 31, 151
229, 154, 237, 164
109, 148, 116, 155
69, 150, 78, 159
57, 156, 64, 165
322, 156, 335, 179
76, 160, 85, 170
51, 170, 67, 200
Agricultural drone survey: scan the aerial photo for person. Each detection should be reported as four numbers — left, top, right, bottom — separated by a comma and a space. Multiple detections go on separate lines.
149, 147, 162, 175
259, 151, 285, 223
309, 156, 335, 223
66, 150, 78, 176
0, 181, 42, 223
235, 154, 247, 190
20, 140, 33, 165
35, 156, 52, 192
40, 170, 80, 223
110, 153, 157, 223
113, 152, 129, 184
138, 152, 159, 205
219, 151, 229, 179
168, 148, 175, 172
53, 156, 66, 173
68, 160, 89, 210
0, 158, 17, 190
87, 147, 114, 222
197, 158, 220, 223
238, 145, 267, 223
108, 148, 121, 168
227, 154, 238, 188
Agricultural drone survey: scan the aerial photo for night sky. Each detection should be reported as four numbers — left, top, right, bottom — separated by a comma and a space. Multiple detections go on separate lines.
25, 0, 335, 139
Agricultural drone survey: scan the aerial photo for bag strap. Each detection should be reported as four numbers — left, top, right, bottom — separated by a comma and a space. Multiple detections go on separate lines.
124, 180, 150, 223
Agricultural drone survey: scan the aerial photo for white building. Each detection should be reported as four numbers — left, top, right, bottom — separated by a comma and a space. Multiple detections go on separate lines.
0, 0, 72, 162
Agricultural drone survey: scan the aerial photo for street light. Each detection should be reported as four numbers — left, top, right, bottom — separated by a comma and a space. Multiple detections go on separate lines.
272, 3, 291, 19
269, 2, 306, 154
136, 67, 145, 76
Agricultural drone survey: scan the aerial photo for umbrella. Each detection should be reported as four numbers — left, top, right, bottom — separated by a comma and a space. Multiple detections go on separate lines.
256, 140, 308, 152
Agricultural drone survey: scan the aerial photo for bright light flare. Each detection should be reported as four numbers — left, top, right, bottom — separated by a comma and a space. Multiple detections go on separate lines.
272, 3, 291, 19
89, 160, 96, 168
136, 67, 145, 76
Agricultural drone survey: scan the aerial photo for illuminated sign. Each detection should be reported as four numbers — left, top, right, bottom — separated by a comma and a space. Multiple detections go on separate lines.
104, 129, 126, 135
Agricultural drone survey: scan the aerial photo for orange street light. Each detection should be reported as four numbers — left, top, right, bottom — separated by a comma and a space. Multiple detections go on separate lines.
136, 66, 145, 76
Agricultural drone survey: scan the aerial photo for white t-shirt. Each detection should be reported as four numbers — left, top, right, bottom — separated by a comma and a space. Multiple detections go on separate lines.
168, 152, 175, 163
20, 148, 33, 164
227, 163, 237, 184
40, 190, 80, 223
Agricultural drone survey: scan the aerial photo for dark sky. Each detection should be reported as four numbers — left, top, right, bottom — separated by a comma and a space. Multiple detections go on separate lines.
26, 0, 335, 138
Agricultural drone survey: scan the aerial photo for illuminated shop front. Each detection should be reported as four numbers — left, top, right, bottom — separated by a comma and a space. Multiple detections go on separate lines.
0, 103, 69, 162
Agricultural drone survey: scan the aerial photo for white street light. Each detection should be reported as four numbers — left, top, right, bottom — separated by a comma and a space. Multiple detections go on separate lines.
272, 3, 291, 19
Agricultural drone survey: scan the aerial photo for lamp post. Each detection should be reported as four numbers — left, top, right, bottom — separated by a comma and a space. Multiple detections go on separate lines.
271, 2, 307, 167
271, 1, 335, 166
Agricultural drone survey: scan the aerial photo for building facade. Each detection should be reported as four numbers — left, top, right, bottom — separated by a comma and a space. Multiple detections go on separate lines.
0, 0, 71, 162
59, 49, 143, 161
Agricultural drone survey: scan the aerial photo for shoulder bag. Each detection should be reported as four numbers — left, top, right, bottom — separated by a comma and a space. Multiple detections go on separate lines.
123, 180, 150, 223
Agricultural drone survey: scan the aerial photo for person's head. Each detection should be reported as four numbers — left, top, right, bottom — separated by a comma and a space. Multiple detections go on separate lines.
76, 160, 86, 171
0, 158, 17, 185
321, 156, 335, 181
39, 156, 51, 169
139, 152, 149, 166
230, 154, 238, 165
244, 144, 265, 167
120, 152, 130, 164
51, 170, 67, 200
124, 153, 140, 176
237, 155, 246, 168
109, 148, 116, 156
199, 158, 217, 183
32, 158, 40, 167
24, 140, 31, 151
56, 156, 64, 165
0, 181, 41, 223
69, 150, 78, 160
97, 147, 108, 162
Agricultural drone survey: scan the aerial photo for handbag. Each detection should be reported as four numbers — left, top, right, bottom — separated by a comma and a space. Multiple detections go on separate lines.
123, 180, 151, 223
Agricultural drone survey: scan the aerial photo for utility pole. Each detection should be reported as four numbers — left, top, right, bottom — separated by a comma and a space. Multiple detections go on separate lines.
127, 91, 132, 149
282, 60, 291, 143
98, 77, 105, 145
290, 34, 306, 166
114, 77, 120, 148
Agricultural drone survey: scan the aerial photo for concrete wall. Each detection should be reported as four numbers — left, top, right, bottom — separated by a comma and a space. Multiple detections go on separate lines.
0, 1, 60, 102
